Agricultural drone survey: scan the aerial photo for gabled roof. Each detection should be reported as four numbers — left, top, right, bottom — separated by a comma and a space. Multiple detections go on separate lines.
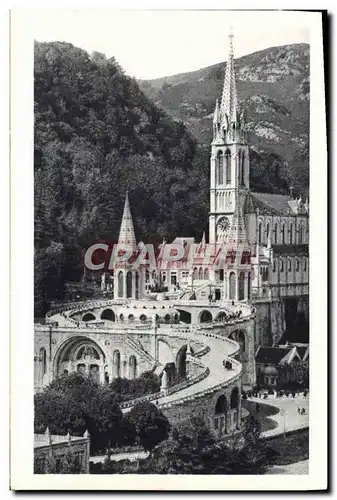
245, 192, 309, 217
296, 346, 309, 361
255, 346, 294, 365
246, 192, 293, 216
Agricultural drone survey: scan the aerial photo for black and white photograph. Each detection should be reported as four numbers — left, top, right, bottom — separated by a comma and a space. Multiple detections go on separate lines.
9, 7, 327, 491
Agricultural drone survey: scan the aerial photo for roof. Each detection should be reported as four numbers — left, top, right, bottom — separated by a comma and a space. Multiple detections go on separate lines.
272, 244, 309, 255
295, 346, 309, 361
255, 346, 293, 365
248, 192, 293, 216
245, 192, 309, 217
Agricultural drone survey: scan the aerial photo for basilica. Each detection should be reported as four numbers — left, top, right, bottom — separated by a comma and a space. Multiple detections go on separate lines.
108, 32, 309, 348
34, 33, 309, 435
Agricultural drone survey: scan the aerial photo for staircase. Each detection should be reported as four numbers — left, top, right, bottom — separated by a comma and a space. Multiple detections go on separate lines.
126, 335, 156, 366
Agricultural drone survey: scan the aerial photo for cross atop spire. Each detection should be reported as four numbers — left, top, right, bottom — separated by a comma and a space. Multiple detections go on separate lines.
118, 191, 137, 249
220, 29, 239, 124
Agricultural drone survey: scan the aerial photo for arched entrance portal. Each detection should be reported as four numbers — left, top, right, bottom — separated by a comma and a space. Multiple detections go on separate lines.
129, 355, 137, 379
214, 394, 228, 434
113, 350, 121, 378
199, 310, 212, 323
100, 309, 115, 322
54, 337, 106, 382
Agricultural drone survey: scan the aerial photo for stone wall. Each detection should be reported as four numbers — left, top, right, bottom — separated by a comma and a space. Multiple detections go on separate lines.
160, 383, 242, 438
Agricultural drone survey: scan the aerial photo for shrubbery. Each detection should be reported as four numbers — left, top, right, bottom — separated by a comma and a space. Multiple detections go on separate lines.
34, 372, 164, 455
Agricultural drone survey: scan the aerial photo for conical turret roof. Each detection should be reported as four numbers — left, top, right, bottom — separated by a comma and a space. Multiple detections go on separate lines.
220, 29, 239, 124
118, 192, 137, 249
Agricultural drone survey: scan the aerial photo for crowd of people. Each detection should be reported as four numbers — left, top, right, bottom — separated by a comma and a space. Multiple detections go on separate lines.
242, 388, 309, 400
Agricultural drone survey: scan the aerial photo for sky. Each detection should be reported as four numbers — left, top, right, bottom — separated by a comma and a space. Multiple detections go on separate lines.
30, 9, 311, 79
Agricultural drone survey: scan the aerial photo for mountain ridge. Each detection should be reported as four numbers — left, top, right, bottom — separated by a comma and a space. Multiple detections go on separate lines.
139, 43, 309, 197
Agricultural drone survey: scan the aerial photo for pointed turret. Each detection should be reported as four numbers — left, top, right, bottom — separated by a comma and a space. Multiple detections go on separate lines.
118, 192, 137, 249
226, 205, 247, 246
213, 99, 220, 125
220, 29, 239, 125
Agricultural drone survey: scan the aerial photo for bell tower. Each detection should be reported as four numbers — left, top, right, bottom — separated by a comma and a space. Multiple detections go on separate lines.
209, 30, 250, 246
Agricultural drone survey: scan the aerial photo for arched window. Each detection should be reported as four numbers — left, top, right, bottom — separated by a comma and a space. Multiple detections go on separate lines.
258, 222, 263, 244
238, 272, 245, 301
241, 151, 245, 186
266, 223, 270, 242
289, 224, 293, 244
296, 258, 300, 271
288, 258, 292, 271
204, 268, 209, 280
299, 225, 304, 244
281, 224, 286, 244
229, 272, 236, 300
39, 348, 46, 376
198, 267, 203, 280
237, 150, 242, 186
145, 270, 150, 283
273, 260, 277, 272
126, 271, 132, 298
118, 271, 123, 298
193, 267, 197, 280
274, 224, 278, 244
247, 272, 251, 300
280, 258, 284, 272
217, 151, 224, 185
225, 150, 231, 184
303, 258, 307, 271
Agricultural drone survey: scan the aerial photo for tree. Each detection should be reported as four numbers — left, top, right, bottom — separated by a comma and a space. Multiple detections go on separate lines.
125, 402, 170, 452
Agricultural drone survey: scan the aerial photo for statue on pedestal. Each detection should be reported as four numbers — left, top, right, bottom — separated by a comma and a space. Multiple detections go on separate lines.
161, 369, 168, 392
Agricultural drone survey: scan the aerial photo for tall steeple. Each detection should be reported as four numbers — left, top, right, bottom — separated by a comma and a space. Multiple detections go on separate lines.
220, 28, 239, 124
118, 192, 137, 249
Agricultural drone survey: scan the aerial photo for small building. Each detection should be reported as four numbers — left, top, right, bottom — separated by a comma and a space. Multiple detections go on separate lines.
34, 427, 90, 474
255, 344, 309, 388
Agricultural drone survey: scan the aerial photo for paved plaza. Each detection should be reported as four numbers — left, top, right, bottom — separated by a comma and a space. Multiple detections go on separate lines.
247, 392, 309, 438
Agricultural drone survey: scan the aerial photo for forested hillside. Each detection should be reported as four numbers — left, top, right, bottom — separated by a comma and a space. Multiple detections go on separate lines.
34, 41, 209, 316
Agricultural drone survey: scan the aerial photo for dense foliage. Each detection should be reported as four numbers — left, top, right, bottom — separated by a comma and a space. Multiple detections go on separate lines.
34, 372, 164, 454
92, 414, 275, 475
34, 41, 208, 317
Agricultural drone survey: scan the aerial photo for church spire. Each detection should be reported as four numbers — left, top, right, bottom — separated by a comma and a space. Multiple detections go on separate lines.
213, 99, 220, 124
220, 28, 239, 124
118, 192, 137, 249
